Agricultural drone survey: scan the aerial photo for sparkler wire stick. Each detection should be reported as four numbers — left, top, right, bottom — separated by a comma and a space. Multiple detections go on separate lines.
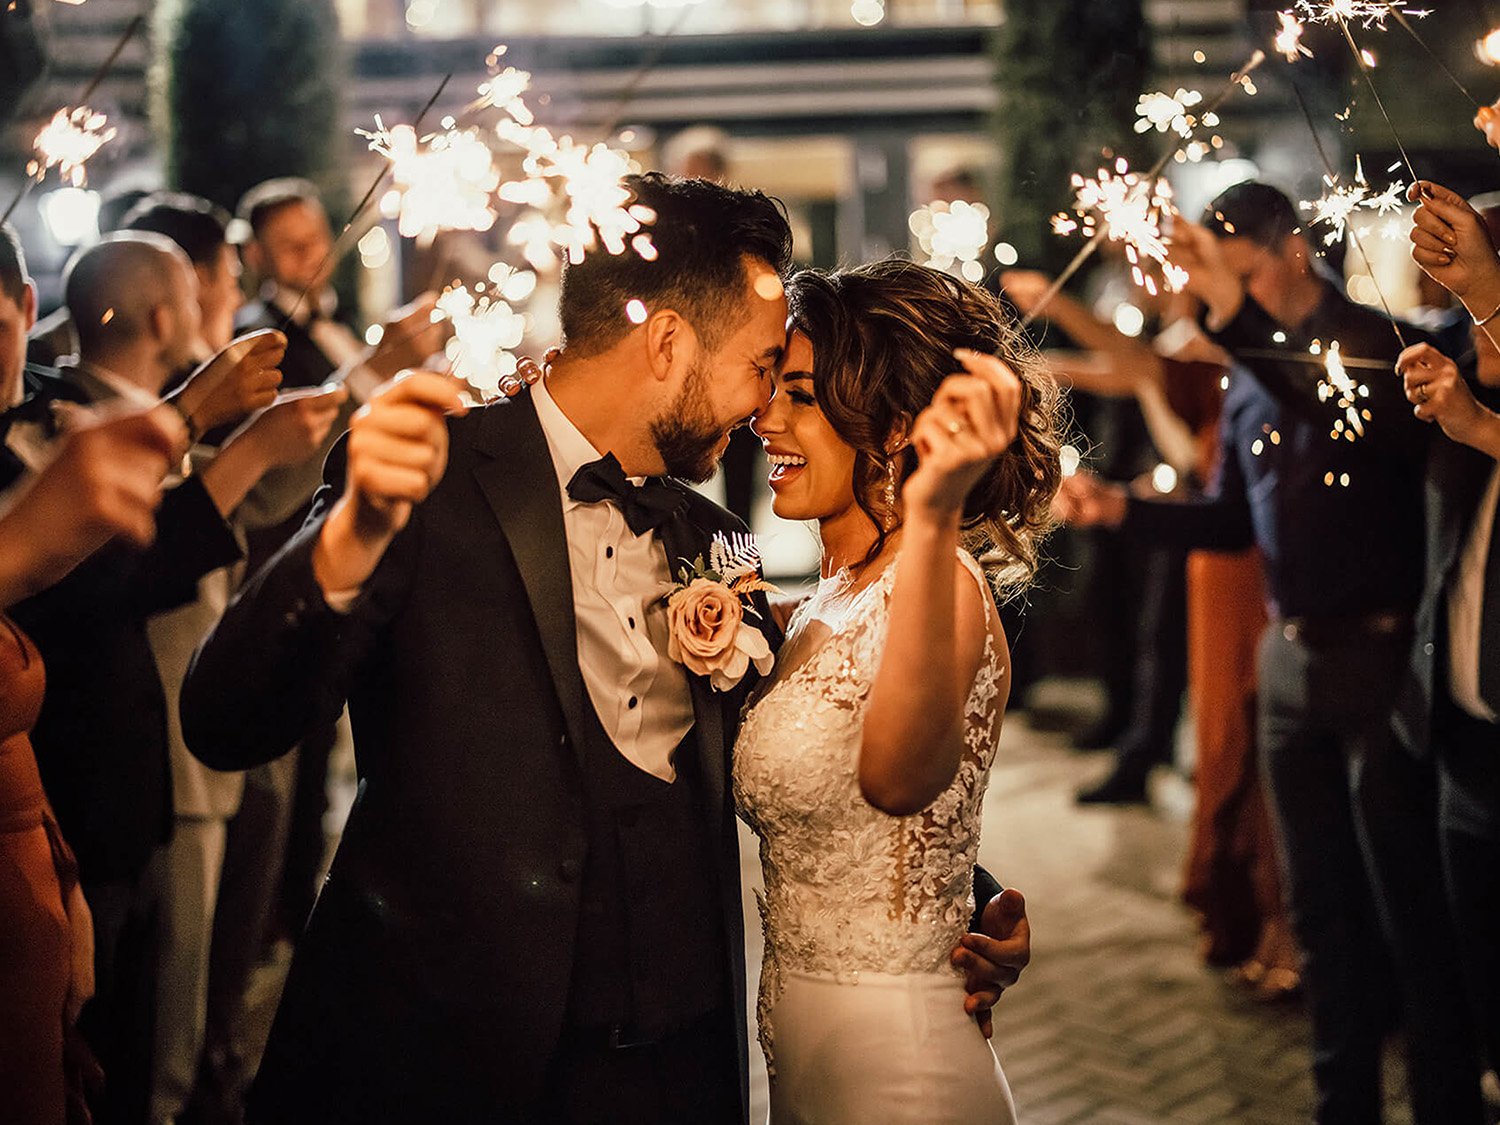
598, 2, 699, 139
0, 13, 146, 227
1334, 15, 1420, 182
1021, 49, 1267, 328
1377, 0, 1481, 106
279, 72, 454, 331
1289, 77, 1409, 348
1234, 346, 1397, 369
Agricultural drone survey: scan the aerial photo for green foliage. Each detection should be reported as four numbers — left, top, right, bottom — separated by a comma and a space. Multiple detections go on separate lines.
151, 0, 348, 214
990, 0, 1152, 272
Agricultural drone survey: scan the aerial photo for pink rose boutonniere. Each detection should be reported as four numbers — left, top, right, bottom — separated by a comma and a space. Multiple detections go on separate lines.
666, 533, 780, 692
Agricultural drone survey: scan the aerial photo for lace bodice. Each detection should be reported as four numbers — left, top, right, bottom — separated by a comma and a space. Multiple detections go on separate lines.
733, 550, 1007, 1071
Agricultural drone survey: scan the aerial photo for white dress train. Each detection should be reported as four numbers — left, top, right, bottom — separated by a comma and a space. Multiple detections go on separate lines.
733, 549, 1018, 1125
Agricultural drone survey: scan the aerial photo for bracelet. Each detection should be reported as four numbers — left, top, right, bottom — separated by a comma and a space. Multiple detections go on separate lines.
1473, 301, 1500, 328
163, 396, 202, 445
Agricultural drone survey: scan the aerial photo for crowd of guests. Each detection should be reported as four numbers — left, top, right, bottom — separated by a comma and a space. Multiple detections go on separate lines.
1, 156, 1498, 1125
0, 177, 444, 1125
1022, 166, 1499, 1120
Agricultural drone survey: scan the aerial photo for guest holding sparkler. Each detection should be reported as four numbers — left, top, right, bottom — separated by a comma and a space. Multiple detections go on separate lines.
1057, 181, 1482, 1124
231, 178, 446, 970
1394, 179, 1500, 1096
112, 192, 355, 1125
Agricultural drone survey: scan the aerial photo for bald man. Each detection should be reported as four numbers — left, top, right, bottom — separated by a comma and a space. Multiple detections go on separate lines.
7, 232, 345, 1124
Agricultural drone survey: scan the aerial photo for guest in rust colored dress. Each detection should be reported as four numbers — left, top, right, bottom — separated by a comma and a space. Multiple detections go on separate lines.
1003, 272, 1299, 994
0, 395, 188, 1121
0, 615, 90, 1125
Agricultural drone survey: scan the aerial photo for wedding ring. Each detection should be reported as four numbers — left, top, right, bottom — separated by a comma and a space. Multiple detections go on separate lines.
1417, 385, 1429, 403
947, 419, 966, 435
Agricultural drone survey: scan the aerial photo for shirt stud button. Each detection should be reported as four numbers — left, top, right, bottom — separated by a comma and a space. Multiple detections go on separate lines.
628, 616, 636, 629
1424, 642, 1435, 655
605, 546, 614, 559
628, 696, 638, 709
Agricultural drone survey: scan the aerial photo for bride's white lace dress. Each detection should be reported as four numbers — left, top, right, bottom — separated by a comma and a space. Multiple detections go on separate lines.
734, 549, 1017, 1125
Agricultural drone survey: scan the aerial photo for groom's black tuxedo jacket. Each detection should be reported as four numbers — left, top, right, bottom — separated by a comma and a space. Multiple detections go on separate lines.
181, 390, 767, 1122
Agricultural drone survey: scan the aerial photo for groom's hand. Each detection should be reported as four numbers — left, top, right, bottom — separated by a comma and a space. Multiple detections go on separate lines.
952, 889, 1031, 1039
313, 371, 468, 597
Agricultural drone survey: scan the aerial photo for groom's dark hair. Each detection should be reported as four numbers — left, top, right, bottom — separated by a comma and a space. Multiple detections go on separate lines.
559, 172, 793, 357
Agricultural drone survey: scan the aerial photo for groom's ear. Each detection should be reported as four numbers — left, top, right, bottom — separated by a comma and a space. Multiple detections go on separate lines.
644, 308, 694, 384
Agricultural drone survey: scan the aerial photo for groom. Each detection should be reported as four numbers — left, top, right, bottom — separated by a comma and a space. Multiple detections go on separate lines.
181, 174, 1027, 1124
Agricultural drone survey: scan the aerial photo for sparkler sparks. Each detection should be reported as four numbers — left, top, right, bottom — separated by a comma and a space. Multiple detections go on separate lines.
360, 119, 502, 244
436, 266, 536, 399
27, 106, 116, 187
1275, 10, 1314, 60
357, 48, 658, 270
1299, 156, 1404, 247
909, 200, 991, 283
1053, 159, 1186, 295
1135, 88, 1206, 139
1313, 339, 1373, 440
1293, 0, 1431, 30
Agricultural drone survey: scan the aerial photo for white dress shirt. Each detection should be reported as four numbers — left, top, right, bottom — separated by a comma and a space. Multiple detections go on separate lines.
1447, 462, 1500, 723
530, 377, 696, 780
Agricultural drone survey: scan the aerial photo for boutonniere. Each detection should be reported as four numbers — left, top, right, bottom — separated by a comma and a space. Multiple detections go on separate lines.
666, 532, 780, 692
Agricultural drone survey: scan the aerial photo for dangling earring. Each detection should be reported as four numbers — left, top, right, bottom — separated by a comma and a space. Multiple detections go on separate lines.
884, 457, 899, 520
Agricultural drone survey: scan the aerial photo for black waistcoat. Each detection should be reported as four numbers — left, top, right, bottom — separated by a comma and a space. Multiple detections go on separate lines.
565, 691, 728, 1036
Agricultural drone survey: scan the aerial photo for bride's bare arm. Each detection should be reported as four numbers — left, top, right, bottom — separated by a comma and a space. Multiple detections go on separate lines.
858, 352, 1019, 815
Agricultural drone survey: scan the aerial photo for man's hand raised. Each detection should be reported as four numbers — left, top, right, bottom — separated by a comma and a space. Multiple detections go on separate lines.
170, 329, 287, 435
312, 371, 468, 598
0, 406, 186, 607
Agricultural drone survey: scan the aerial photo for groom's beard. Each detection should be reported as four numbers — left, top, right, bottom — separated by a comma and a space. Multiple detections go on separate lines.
651, 358, 725, 484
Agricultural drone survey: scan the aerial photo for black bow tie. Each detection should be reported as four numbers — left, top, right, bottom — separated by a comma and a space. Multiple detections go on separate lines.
567, 453, 686, 536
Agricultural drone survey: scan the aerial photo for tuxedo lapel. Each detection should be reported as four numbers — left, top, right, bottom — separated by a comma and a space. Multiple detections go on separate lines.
470, 395, 591, 765
656, 502, 729, 822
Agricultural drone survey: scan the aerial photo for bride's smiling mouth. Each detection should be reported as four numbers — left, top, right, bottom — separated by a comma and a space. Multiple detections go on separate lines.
765, 447, 808, 489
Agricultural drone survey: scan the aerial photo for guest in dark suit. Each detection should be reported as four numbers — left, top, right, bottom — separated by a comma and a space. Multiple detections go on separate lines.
182, 174, 1028, 1125
1394, 180, 1500, 1080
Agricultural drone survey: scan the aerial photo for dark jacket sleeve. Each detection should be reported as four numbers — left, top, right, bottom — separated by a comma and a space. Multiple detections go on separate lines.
180, 435, 420, 770
12, 474, 241, 630
1211, 294, 1430, 466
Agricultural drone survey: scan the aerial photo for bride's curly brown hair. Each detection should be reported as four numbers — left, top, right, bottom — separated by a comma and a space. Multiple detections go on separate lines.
785, 259, 1064, 592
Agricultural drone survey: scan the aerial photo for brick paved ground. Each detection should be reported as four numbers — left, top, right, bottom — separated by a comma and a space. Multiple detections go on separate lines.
740, 679, 1418, 1125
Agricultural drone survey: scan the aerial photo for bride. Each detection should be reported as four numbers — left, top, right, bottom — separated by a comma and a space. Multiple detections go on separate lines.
734, 259, 1062, 1124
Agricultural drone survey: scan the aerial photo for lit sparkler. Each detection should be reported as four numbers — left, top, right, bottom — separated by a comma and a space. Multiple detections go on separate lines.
909, 200, 990, 283
1135, 88, 1206, 139
360, 119, 501, 244
1275, 10, 1314, 61
436, 265, 537, 399
1293, 0, 1430, 31
1054, 159, 1186, 295
1299, 156, 1404, 246
1313, 339, 1372, 440
27, 106, 116, 188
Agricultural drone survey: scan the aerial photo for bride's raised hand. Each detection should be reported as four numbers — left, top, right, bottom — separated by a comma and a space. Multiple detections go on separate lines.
902, 349, 1022, 519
